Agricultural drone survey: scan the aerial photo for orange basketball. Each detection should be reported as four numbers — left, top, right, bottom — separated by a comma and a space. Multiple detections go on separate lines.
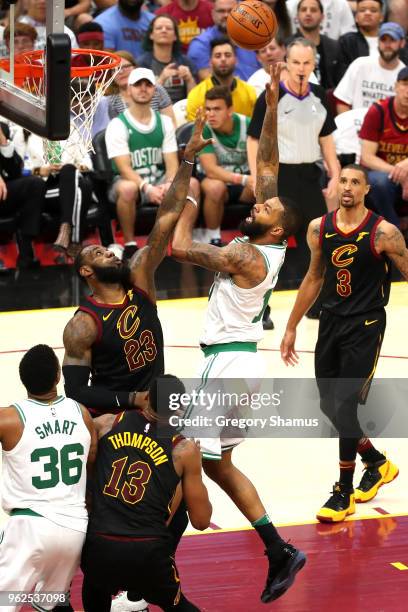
226, 1, 278, 51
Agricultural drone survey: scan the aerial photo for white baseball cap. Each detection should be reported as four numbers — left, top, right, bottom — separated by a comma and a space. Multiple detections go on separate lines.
128, 68, 156, 86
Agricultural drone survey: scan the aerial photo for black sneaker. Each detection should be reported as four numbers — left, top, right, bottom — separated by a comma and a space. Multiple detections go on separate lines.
262, 304, 274, 330
123, 244, 139, 261
209, 238, 224, 247
261, 542, 306, 603
316, 482, 355, 523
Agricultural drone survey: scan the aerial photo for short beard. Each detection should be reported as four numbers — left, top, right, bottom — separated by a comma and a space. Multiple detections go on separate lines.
118, 0, 142, 19
91, 262, 132, 287
213, 66, 234, 79
379, 49, 399, 63
238, 219, 271, 239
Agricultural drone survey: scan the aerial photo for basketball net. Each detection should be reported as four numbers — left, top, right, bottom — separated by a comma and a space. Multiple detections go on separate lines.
14, 49, 120, 165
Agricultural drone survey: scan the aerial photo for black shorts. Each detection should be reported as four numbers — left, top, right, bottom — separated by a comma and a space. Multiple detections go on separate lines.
315, 308, 386, 404
81, 534, 181, 608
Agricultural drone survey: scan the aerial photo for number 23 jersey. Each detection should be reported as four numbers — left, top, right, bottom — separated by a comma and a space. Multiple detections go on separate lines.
77, 288, 164, 394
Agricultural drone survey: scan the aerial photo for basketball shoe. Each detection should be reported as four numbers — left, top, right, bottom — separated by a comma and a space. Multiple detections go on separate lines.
355, 458, 399, 503
316, 482, 355, 523
261, 542, 306, 603
110, 592, 148, 612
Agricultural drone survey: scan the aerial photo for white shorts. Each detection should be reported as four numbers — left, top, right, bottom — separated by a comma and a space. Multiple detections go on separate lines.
192, 348, 265, 460
0, 515, 86, 612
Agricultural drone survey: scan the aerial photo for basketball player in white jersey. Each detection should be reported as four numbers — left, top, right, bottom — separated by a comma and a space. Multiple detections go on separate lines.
0, 344, 97, 612
172, 64, 306, 604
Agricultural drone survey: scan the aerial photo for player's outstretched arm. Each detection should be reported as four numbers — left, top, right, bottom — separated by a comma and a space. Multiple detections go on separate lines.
130, 109, 212, 302
374, 220, 408, 280
175, 439, 212, 531
255, 63, 281, 203
280, 219, 326, 366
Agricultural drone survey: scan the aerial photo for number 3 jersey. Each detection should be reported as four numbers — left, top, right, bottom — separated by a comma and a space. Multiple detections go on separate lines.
320, 210, 391, 316
77, 288, 164, 400
1, 396, 90, 532
200, 237, 287, 346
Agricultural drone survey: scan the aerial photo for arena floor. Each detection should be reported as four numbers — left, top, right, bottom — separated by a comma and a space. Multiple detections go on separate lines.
1, 285, 407, 610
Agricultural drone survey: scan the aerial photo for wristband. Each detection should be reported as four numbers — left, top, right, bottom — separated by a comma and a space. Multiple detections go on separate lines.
241, 175, 248, 186
139, 179, 148, 192
186, 195, 198, 207
182, 158, 195, 166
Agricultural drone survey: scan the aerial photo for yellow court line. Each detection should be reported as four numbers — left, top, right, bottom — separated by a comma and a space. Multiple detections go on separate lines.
391, 562, 408, 570
183, 511, 408, 537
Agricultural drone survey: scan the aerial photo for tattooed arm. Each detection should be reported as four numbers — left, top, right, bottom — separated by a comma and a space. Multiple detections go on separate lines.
130, 109, 211, 301
280, 218, 326, 366
255, 63, 281, 203
172, 239, 267, 287
374, 220, 408, 280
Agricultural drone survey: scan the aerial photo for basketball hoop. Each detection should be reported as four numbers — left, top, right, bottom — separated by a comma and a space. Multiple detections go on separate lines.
0, 48, 121, 163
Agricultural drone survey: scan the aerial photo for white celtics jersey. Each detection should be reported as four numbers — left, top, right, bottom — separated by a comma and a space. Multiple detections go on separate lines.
200, 237, 286, 345
1, 396, 90, 533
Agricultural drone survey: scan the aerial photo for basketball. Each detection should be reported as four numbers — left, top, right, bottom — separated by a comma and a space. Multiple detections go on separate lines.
226, 1, 278, 51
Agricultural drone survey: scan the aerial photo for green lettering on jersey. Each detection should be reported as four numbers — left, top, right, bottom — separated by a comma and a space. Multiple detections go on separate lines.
31, 444, 85, 489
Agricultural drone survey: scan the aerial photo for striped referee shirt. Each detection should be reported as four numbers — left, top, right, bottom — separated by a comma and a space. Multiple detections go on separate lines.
248, 82, 336, 164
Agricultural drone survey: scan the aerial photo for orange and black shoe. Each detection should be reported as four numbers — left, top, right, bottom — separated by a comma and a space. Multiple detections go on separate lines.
355, 458, 399, 503
316, 482, 355, 523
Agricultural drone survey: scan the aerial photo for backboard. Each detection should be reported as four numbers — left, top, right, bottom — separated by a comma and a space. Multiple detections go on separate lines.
0, 1, 71, 139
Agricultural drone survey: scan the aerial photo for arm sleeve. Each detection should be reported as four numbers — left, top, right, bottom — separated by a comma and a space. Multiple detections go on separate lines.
161, 116, 178, 153
63, 365, 132, 411
312, 85, 337, 136
105, 118, 130, 159
333, 61, 357, 105
154, 84, 172, 110
187, 37, 210, 72
358, 104, 382, 141
247, 91, 266, 139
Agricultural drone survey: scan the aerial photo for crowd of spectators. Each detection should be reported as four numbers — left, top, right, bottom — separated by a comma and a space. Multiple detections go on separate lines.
0, 0, 407, 272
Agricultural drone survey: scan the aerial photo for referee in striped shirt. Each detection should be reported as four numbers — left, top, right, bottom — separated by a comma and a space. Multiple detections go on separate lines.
247, 39, 339, 287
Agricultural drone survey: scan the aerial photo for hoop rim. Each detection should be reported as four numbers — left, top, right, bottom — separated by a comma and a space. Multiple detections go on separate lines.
3, 48, 121, 79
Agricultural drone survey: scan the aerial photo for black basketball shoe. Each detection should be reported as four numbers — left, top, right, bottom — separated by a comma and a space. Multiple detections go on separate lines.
261, 542, 306, 603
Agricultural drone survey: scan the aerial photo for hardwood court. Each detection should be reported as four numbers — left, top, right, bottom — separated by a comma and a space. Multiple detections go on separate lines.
1, 284, 407, 611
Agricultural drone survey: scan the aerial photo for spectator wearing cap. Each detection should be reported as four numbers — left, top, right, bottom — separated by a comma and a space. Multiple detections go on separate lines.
94, 0, 154, 58
334, 22, 407, 114
138, 15, 197, 104
187, 0, 260, 82
360, 67, 408, 226
105, 67, 199, 259
155, 0, 214, 53
76, 22, 105, 51
3, 22, 37, 55
186, 38, 256, 121
286, 0, 339, 89
336, 0, 385, 83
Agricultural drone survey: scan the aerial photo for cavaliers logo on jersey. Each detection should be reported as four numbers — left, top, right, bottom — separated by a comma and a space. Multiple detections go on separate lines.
331, 244, 358, 268
117, 305, 141, 340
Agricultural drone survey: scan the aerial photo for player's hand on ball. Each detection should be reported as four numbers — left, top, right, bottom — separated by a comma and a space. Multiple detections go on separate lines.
265, 62, 283, 109
184, 108, 213, 158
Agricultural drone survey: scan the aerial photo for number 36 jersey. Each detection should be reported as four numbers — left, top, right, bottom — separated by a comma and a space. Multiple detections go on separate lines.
1, 396, 90, 532
320, 210, 391, 316
200, 237, 286, 346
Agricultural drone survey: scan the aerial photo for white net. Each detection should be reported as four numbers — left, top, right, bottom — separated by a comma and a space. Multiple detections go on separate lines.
17, 49, 120, 165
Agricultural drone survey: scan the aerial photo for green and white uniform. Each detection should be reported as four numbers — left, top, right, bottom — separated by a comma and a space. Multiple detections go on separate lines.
0, 396, 91, 611
193, 237, 287, 459
199, 113, 250, 177
105, 108, 177, 185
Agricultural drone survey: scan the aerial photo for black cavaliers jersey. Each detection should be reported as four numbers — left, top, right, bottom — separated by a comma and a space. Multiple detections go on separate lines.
88, 410, 181, 538
319, 210, 391, 316
77, 288, 164, 396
